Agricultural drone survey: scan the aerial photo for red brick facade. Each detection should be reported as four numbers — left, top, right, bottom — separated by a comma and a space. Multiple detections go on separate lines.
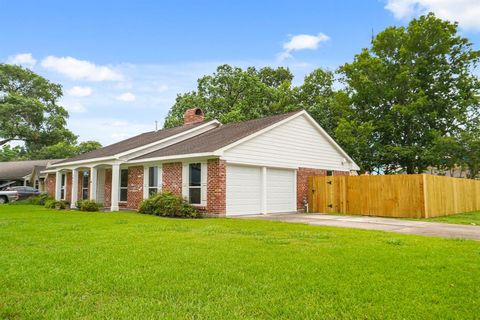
104, 169, 112, 208
65, 173, 72, 203
126, 166, 144, 209
162, 162, 182, 196
46, 174, 56, 198
183, 108, 204, 125
207, 159, 226, 214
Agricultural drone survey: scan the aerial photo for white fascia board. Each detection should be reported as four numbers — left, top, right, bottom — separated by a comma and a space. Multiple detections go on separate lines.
116, 120, 220, 159
127, 152, 220, 164
215, 111, 304, 154
47, 156, 116, 168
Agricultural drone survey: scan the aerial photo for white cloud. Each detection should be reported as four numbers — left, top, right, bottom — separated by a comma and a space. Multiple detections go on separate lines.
385, 0, 480, 30
116, 92, 136, 102
67, 86, 92, 97
278, 33, 330, 61
6, 53, 37, 68
62, 101, 87, 113
41, 56, 123, 81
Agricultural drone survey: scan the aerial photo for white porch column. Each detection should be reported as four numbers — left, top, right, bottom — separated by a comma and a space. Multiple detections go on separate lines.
143, 166, 149, 199
89, 167, 97, 201
111, 163, 120, 211
55, 171, 62, 200
261, 167, 267, 215
71, 168, 79, 209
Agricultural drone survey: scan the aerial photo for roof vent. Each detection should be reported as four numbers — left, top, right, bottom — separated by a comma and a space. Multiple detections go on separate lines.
183, 108, 205, 125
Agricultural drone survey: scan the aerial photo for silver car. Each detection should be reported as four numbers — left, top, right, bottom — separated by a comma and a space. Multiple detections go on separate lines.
0, 190, 19, 204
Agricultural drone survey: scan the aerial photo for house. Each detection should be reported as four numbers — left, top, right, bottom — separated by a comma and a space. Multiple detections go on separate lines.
0, 159, 62, 191
43, 108, 359, 215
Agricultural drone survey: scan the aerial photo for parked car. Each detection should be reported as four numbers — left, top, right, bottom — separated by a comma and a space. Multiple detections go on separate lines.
0, 190, 19, 204
6, 186, 41, 200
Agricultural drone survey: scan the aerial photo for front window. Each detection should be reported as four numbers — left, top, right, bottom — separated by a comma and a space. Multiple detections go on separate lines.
120, 169, 128, 202
148, 166, 159, 196
82, 171, 89, 200
60, 173, 66, 200
188, 163, 201, 204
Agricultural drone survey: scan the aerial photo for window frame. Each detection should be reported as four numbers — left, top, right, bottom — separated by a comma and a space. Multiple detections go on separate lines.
148, 166, 161, 196
81, 171, 89, 200
188, 163, 202, 205
120, 169, 128, 202
60, 173, 66, 200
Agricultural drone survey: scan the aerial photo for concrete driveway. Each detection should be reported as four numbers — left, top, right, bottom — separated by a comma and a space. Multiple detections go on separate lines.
236, 213, 480, 240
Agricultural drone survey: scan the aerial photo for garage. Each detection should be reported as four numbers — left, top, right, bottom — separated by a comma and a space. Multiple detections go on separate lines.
226, 164, 296, 216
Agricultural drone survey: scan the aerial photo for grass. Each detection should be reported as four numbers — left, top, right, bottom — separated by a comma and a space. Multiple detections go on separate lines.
1, 205, 479, 319
421, 211, 480, 226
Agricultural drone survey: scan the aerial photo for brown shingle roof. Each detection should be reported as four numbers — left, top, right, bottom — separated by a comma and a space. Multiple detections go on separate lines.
55, 121, 209, 164
133, 110, 302, 160
0, 159, 62, 180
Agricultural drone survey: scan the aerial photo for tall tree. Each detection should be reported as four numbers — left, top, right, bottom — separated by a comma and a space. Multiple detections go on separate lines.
0, 64, 77, 151
339, 14, 480, 173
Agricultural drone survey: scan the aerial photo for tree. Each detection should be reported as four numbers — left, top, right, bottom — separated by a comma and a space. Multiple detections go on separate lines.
0, 145, 26, 161
338, 14, 480, 174
31, 140, 102, 160
164, 65, 298, 128
0, 64, 77, 151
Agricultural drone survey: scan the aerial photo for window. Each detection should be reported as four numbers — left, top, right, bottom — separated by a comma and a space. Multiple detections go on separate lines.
188, 163, 201, 204
326, 170, 333, 176
148, 166, 159, 196
120, 169, 128, 202
60, 173, 66, 200
82, 171, 89, 200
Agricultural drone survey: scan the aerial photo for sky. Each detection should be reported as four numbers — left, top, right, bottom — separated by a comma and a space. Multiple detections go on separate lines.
1, 0, 480, 146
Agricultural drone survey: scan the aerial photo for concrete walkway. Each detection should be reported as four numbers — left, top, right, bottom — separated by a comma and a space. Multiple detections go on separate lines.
236, 213, 480, 240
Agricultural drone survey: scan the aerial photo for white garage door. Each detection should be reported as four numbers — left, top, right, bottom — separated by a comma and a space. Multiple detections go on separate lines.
266, 168, 296, 213
226, 165, 262, 215
226, 164, 296, 216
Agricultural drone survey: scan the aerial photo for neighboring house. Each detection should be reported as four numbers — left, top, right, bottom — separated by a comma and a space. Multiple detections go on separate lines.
0, 159, 62, 191
43, 108, 359, 215
425, 166, 475, 179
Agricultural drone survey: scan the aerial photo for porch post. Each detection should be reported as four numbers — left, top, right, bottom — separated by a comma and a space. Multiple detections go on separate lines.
111, 163, 120, 211
55, 171, 62, 200
90, 167, 97, 201
71, 168, 79, 209
143, 166, 149, 199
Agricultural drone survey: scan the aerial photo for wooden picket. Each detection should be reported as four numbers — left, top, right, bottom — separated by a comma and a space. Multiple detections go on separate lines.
308, 174, 480, 218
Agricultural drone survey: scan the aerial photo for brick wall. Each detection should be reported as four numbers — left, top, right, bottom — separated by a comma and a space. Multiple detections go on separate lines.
162, 162, 182, 196
104, 169, 112, 207
333, 170, 350, 176
46, 174, 56, 198
207, 159, 226, 214
65, 173, 72, 203
127, 166, 144, 209
296, 168, 326, 210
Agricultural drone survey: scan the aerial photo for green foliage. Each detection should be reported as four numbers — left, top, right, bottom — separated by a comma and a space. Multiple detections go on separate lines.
0, 64, 77, 151
30, 140, 102, 160
76, 199, 103, 212
139, 192, 200, 218
0, 144, 26, 161
44, 199, 68, 210
29, 193, 53, 206
338, 14, 480, 174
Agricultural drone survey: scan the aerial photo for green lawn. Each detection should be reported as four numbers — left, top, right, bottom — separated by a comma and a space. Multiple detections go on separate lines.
1, 206, 479, 319
422, 211, 480, 226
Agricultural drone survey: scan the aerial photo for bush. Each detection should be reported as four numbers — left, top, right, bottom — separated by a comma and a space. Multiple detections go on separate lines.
30, 193, 53, 205
44, 199, 69, 210
76, 199, 103, 212
139, 192, 200, 218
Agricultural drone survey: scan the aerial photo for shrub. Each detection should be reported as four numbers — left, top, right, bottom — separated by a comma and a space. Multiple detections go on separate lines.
139, 192, 200, 218
76, 199, 103, 212
30, 193, 53, 205
44, 199, 69, 210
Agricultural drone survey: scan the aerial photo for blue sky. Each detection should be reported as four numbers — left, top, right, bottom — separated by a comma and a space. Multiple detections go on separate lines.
1, 0, 479, 145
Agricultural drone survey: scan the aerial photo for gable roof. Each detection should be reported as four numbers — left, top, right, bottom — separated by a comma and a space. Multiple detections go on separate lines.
132, 111, 303, 160
0, 159, 62, 180
54, 121, 209, 165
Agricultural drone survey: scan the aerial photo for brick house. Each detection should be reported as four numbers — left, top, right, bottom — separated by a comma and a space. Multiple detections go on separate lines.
43, 108, 359, 216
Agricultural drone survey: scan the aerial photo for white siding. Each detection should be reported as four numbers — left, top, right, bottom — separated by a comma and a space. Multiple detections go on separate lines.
223, 114, 351, 171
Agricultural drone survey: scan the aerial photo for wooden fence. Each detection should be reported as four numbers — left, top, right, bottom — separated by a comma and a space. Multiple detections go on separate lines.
308, 174, 480, 218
